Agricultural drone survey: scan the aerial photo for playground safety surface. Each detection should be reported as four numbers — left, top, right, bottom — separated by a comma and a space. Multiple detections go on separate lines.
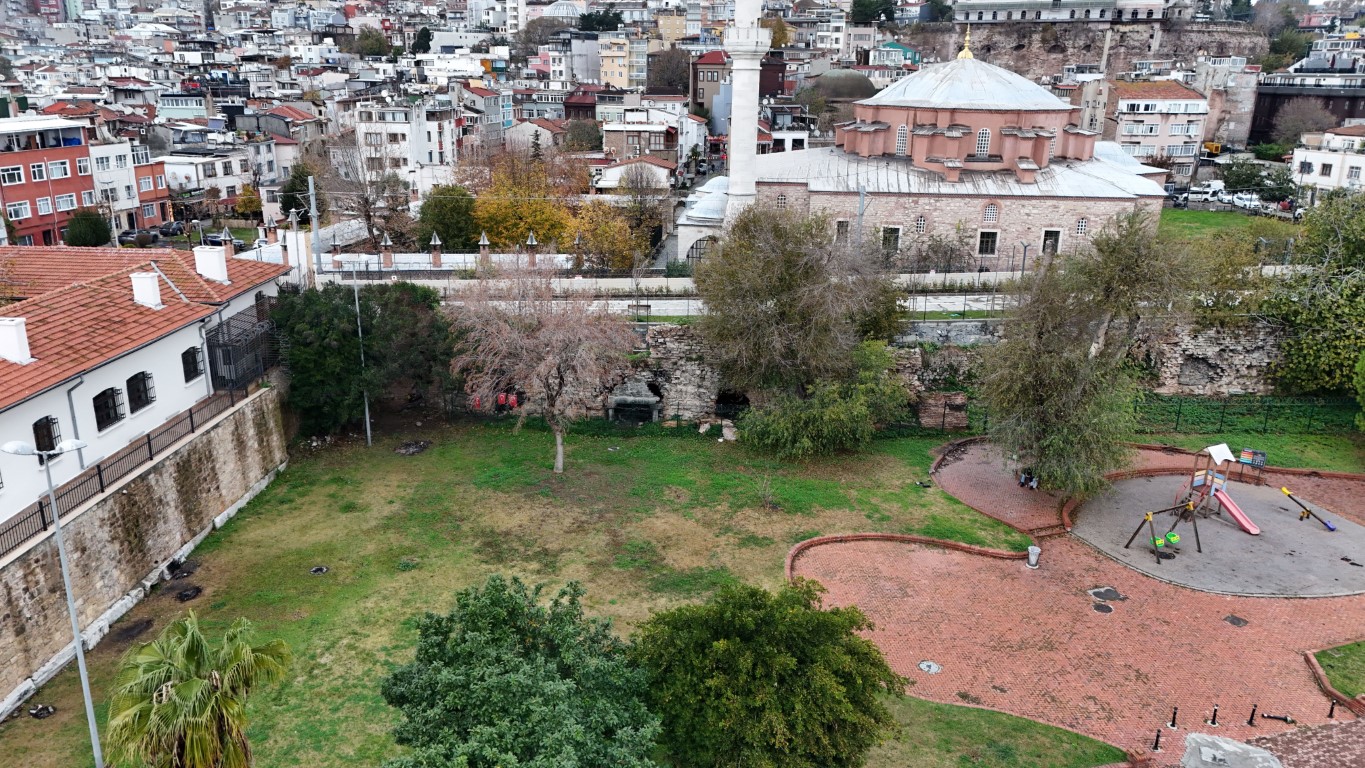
1072, 476, 1365, 597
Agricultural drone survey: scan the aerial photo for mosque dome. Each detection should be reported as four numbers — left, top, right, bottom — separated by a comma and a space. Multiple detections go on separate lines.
809, 69, 878, 100
544, 0, 582, 19
860, 57, 1073, 112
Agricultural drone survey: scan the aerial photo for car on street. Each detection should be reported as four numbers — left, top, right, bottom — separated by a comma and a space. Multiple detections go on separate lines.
1232, 193, 1262, 210
203, 233, 246, 249
159, 221, 185, 236
117, 229, 161, 246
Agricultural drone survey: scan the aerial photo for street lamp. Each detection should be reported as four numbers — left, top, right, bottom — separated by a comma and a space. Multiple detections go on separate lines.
1, 439, 104, 768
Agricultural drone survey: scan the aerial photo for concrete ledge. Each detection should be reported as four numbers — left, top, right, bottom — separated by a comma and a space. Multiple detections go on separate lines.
785, 532, 1027, 581
1304, 648, 1365, 717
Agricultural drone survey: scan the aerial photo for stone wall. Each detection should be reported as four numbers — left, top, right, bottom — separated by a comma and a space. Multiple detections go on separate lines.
1138, 321, 1284, 395
634, 324, 722, 422
899, 22, 1268, 84
0, 388, 289, 718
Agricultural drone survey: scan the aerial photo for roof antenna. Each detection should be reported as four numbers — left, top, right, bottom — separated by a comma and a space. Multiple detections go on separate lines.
957, 25, 974, 60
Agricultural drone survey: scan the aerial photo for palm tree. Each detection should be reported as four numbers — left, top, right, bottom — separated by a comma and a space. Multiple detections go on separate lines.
106, 612, 291, 768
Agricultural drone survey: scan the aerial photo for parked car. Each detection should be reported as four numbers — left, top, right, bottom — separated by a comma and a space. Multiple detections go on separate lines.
1232, 193, 1262, 210
203, 233, 246, 249
1187, 180, 1225, 202
117, 229, 161, 246
1215, 191, 1234, 205
696, 161, 710, 174
1168, 192, 1189, 209
159, 221, 184, 236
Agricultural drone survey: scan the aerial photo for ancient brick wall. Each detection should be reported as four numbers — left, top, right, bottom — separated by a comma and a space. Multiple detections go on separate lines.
0, 388, 288, 717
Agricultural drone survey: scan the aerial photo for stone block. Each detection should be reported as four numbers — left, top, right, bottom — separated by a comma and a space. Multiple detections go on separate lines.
918, 391, 970, 431
1181, 733, 1283, 768
31, 644, 75, 688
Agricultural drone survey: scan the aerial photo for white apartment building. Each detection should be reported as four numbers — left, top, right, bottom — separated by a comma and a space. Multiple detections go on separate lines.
162, 149, 254, 201
1293, 124, 1365, 198
88, 137, 140, 232
1111, 79, 1208, 183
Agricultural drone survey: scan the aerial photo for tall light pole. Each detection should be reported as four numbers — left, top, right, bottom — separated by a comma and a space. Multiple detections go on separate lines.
2, 439, 104, 768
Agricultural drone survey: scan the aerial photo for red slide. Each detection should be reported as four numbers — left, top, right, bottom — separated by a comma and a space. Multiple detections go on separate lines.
1213, 489, 1260, 535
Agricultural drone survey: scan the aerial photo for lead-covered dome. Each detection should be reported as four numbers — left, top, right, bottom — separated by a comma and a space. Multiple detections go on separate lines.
859, 57, 1073, 112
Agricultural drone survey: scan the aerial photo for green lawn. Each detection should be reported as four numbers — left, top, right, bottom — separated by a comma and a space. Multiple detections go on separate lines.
1158, 208, 1259, 238
1316, 641, 1365, 699
1133, 432, 1364, 474
1, 421, 1128, 768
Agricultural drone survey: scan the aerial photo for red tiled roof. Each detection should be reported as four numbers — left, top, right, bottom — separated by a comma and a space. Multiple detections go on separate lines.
694, 50, 729, 65
265, 104, 318, 122
529, 117, 568, 134
0, 246, 290, 304
615, 155, 677, 171
0, 266, 217, 410
466, 86, 498, 97
1329, 124, 1365, 137
1110, 79, 1206, 101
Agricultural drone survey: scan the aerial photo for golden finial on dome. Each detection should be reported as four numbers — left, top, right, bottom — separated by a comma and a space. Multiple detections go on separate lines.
957, 25, 974, 59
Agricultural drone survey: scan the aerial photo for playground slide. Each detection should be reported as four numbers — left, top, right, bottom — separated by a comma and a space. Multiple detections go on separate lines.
1212, 489, 1261, 536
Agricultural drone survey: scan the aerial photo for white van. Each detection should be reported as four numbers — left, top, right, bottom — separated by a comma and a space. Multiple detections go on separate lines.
1187, 180, 1226, 202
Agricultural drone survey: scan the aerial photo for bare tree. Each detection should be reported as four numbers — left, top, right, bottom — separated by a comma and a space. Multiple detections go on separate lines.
514, 18, 572, 60
320, 129, 412, 243
451, 267, 636, 473
647, 47, 692, 93
1272, 97, 1338, 144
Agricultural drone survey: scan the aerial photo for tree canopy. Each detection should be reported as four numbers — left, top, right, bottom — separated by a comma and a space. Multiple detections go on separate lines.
106, 613, 291, 768
1272, 97, 1337, 144
473, 154, 574, 249
981, 212, 1192, 496
65, 207, 111, 247
349, 26, 392, 57
279, 162, 325, 224
234, 185, 262, 219
415, 184, 479, 252
411, 27, 432, 54
578, 7, 624, 31
571, 199, 643, 271
647, 47, 692, 93
381, 576, 659, 768
632, 580, 905, 768
851, 0, 895, 23
760, 17, 791, 48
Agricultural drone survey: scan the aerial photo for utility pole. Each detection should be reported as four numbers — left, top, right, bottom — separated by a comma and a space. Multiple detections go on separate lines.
855, 183, 868, 246
352, 267, 373, 447
308, 174, 321, 288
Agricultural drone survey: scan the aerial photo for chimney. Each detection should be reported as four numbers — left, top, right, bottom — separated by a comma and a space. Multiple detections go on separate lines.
478, 230, 490, 270
130, 272, 163, 309
330, 239, 342, 270
380, 231, 394, 268
429, 232, 442, 267
220, 227, 235, 259
0, 317, 35, 364
193, 245, 230, 282
265, 215, 278, 244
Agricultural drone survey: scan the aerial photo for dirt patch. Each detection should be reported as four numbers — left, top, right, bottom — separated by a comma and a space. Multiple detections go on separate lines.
109, 617, 155, 646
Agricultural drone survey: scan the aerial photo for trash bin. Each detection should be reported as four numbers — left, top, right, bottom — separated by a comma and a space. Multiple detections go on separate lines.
1026, 546, 1041, 570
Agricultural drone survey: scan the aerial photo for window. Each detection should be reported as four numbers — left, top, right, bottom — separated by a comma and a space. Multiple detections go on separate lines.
139, 176, 153, 192
975, 128, 990, 156
895, 124, 908, 155
1299, 161, 1313, 174
1349, 166, 1361, 181
0, 165, 22, 185
32, 415, 60, 465
365, 132, 383, 146
881, 226, 900, 254
203, 163, 217, 178
977, 231, 998, 255
835, 219, 850, 245
124, 184, 134, 199
95, 156, 111, 171
156, 174, 166, 188
1321, 164, 1333, 177
239, 159, 250, 174
93, 387, 124, 431
36, 197, 51, 215
182, 347, 204, 382
1076, 217, 1088, 236
48, 160, 69, 179
225, 186, 238, 198
142, 203, 155, 218
55, 193, 76, 211
81, 190, 95, 206
29, 162, 45, 181
6, 201, 30, 220
99, 188, 118, 203
115, 155, 128, 168
77, 157, 91, 175
983, 203, 998, 223
1049, 136, 1057, 158
221, 161, 233, 176
127, 372, 155, 414
914, 215, 926, 234
649, 133, 666, 150
776, 194, 787, 208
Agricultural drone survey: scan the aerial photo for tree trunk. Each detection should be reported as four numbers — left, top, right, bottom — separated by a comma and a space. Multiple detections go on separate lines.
553, 427, 565, 474
1088, 309, 1115, 360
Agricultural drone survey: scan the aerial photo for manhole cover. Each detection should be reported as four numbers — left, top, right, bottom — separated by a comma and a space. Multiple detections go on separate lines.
1088, 587, 1127, 602
1093, 603, 1113, 614
1224, 615, 1248, 627
310, 566, 329, 575
918, 660, 943, 674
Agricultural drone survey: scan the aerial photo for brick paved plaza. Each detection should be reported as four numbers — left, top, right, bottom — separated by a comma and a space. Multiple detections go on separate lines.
789, 441, 1365, 767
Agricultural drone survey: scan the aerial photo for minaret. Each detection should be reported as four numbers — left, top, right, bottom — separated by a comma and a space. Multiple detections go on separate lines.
723, 0, 771, 219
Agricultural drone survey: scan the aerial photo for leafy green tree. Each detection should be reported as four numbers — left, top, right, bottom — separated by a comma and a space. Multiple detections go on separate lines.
695, 204, 894, 395
381, 576, 659, 768
415, 184, 478, 251
411, 27, 433, 54
1354, 350, 1365, 431
981, 212, 1192, 496
350, 26, 392, 57
368, 282, 455, 396
1260, 165, 1297, 203
1219, 157, 1266, 193
632, 580, 905, 768
106, 612, 291, 768
851, 0, 895, 23
760, 17, 791, 48
279, 162, 325, 224
1251, 143, 1290, 161
578, 7, 624, 30
0, 56, 13, 81
234, 185, 262, 219
564, 119, 603, 151
1264, 191, 1365, 393
739, 342, 910, 459
65, 207, 112, 246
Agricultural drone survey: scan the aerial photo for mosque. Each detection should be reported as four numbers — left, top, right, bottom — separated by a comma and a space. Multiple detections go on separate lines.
678, 29, 1169, 267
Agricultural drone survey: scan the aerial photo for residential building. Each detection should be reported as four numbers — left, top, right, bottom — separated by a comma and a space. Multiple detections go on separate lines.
162, 148, 255, 207
1292, 123, 1365, 197
1110, 79, 1208, 183
0, 115, 96, 246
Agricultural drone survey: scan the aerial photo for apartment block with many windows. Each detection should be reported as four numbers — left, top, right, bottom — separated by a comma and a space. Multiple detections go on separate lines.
0, 115, 97, 246
1110, 79, 1208, 184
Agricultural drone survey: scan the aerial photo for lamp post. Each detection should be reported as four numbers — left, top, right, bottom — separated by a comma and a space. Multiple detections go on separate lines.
1018, 241, 1031, 281
2, 439, 103, 768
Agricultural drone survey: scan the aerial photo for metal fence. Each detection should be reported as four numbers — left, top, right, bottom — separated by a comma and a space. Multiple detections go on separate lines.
207, 298, 279, 391
0, 385, 255, 561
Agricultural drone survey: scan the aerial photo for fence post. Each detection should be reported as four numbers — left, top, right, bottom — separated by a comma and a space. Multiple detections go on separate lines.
38, 499, 49, 530
1218, 399, 1227, 433
189, 408, 196, 432
1174, 398, 1183, 433
147, 433, 155, 461
941, 401, 948, 431
1262, 399, 1270, 434
96, 464, 105, 493
1306, 399, 1316, 432
983, 406, 989, 434
230, 387, 236, 406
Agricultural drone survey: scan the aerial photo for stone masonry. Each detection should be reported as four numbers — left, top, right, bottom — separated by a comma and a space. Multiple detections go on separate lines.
0, 388, 289, 718
1139, 321, 1284, 396
636, 324, 723, 422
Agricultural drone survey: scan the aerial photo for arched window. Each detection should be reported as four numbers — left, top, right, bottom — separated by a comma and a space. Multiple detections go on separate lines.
1076, 217, 1088, 236
1006, 11, 1012, 19
975, 128, 991, 157
983, 203, 998, 223
1049, 136, 1057, 158
1099, 8, 1107, 17
991, 10, 997, 19
1146, 9, 1154, 17
1131, 9, 1139, 18
687, 236, 716, 263
977, 11, 983, 20
895, 125, 908, 155
1069, 9, 1076, 18
914, 215, 927, 234
1084, 8, 1090, 17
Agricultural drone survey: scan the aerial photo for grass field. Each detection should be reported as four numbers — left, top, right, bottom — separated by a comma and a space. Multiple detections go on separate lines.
1316, 641, 1365, 699
0, 420, 1126, 768
1156, 207, 1301, 240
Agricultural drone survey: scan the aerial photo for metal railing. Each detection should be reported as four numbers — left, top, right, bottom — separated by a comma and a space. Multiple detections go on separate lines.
0, 385, 256, 561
